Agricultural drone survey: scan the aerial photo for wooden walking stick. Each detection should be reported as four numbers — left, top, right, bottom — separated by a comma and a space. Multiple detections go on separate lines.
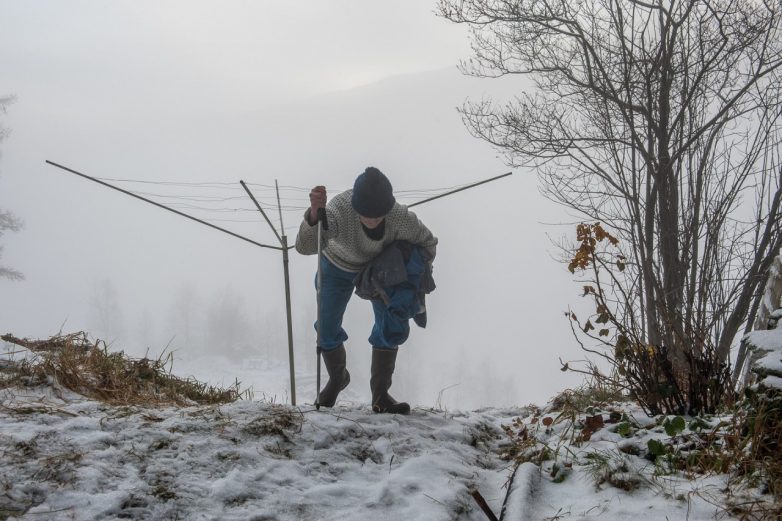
315, 207, 328, 409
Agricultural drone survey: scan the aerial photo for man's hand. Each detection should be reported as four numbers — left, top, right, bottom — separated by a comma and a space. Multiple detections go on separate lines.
309, 186, 327, 224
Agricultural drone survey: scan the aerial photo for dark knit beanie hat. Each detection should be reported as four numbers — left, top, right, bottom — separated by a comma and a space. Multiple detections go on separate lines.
351, 167, 395, 218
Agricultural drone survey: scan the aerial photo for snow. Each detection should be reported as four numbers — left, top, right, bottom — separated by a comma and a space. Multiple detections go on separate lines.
746, 328, 782, 354
759, 375, 782, 391
745, 328, 782, 386
500, 462, 538, 520
0, 384, 749, 521
0, 386, 514, 520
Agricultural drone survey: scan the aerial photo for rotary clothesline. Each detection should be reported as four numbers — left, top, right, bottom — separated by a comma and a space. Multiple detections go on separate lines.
44, 159, 512, 406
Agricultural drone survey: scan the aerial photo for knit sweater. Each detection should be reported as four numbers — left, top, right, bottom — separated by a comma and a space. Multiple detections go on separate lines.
295, 190, 437, 272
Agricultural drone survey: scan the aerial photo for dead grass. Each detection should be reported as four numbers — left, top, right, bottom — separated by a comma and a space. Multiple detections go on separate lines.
242, 405, 303, 440
734, 386, 782, 499
1, 332, 246, 406
548, 381, 627, 414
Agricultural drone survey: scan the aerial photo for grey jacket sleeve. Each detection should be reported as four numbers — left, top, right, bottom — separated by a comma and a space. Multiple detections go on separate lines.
294, 207, 339, 255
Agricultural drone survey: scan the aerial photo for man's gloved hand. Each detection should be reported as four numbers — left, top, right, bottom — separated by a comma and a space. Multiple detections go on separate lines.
309, 186, 327, 225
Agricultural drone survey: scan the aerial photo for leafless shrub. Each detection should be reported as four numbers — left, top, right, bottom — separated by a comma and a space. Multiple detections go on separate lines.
561, 223, 733, 415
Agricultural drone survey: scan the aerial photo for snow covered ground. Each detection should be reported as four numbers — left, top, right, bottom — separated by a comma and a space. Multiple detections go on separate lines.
0, 382, 747, 521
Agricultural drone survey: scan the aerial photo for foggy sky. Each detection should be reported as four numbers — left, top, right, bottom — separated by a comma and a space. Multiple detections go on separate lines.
0, 1, 586, 408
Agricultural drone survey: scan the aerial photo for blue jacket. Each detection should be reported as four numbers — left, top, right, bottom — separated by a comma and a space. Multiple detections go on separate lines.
353, 241, 435, 327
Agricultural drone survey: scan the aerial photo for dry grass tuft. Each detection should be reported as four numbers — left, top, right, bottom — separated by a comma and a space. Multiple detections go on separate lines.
735, 385, 782, 500
1, 332, 245, 406
548, 380, 627, 414
242, 405, 303, 439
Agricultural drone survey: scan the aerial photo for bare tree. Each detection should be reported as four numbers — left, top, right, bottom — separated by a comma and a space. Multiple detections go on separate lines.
0, 210, 23, 281
0, 95, 23, 281
169, 283, 203, 353
89, 278, 125, 345
439, 0, 782, 376
205, 287, 253, 360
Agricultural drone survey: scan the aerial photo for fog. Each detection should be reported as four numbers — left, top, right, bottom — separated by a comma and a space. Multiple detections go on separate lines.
0, 1, 586, 409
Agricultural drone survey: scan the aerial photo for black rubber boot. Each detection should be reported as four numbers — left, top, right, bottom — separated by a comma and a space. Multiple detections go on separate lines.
318, 344, 350, 407
370, 347, 411, 415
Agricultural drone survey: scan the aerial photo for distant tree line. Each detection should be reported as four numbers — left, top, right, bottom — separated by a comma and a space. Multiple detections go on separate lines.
0, 95, 22, 281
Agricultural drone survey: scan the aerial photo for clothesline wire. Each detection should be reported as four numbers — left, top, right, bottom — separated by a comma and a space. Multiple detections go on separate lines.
89, 176, 486, 241
129, 190, 306, 203
163, 203, 308, 213
94, 175, 477, 196
94, 178, 473, 207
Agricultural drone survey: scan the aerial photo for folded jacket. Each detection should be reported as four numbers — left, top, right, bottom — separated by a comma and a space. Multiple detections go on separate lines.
353, 241, 435, 328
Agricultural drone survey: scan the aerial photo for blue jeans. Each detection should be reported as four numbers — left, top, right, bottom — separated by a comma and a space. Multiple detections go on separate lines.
315, 256, 410, 351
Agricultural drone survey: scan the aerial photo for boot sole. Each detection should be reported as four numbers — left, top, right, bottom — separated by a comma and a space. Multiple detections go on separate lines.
372, 402, 411, 415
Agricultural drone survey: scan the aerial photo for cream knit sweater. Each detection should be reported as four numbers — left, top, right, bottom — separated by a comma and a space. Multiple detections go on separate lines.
295, 190, 437, 272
